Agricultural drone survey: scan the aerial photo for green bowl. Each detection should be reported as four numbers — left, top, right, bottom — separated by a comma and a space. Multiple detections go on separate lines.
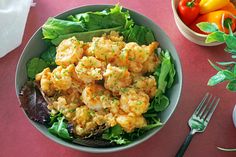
15, 5, 182, 153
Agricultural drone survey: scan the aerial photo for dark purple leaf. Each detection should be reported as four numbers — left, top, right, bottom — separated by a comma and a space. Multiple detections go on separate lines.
19, 81, 50, 124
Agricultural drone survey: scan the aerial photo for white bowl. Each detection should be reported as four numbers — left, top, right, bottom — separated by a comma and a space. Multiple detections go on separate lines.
233, 105, 236, 128
171, 0, 222, 46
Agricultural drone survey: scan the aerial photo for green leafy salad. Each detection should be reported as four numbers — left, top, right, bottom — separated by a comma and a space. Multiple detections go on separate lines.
19, 5, 176, 147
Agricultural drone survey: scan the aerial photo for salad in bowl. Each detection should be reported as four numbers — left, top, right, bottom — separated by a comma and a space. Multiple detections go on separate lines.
16, 5, 182, 152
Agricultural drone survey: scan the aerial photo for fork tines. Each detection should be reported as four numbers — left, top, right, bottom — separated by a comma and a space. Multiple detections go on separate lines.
194, 93, 220, 122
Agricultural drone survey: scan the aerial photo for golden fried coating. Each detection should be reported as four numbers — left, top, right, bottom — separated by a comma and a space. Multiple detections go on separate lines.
56, 36, 84, 66
36, 31, 160, 135
103, 64, 132, 94
75, 56, 105, 83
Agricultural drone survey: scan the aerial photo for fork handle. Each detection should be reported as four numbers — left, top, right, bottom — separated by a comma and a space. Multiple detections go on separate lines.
175, 129, 196, 157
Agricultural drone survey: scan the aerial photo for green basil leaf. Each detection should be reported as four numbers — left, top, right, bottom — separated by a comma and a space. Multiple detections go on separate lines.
216, 61, 236, 66
225, 47, 236, 54
223, 34, 236, 51
217, 147, 236, 152
208, 70, 235, 86
207, 71, 226, 86
222, 70, 235, 80
208, 60, 222, 71
197, 22, 218, 33
205, 31, 225, 43
234, 65, 236, 74
232, 55, 236, 59
226, 80, 236, 91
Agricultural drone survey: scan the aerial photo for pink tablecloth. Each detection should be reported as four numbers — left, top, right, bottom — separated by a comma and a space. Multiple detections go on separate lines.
0, 0, 235, 156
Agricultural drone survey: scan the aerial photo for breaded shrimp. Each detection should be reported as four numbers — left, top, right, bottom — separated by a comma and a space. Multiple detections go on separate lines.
75, 56, 105, 83
87, 32, 125, 63
120, 88, 150, 116
103, 64, 132, 94
119, 42, 159, 72
56, 36, 84, 66
48, 96, 78, 119
81, 84, 111, 111
142, 53, 160, 73
116, 115, 147, 132
51, 65, 72, 90
35, 68, 55, 96
132, 75, 157, 98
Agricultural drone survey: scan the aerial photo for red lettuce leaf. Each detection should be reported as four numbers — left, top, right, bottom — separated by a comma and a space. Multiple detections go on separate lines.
19, 81, 50, 124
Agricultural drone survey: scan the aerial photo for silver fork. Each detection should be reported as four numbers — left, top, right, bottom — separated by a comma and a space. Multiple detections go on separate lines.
175, 93, 220, 157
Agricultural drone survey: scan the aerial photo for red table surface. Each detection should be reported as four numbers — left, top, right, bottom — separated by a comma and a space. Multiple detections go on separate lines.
0, 0, 236, 157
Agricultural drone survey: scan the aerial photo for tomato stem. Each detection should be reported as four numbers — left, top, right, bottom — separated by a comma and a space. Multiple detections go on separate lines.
223, 18, 233, 29
186, 0, 195, 8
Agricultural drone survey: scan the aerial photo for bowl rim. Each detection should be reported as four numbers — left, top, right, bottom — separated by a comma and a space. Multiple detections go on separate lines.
171, 0, 208, 38
15, 4, 183, 153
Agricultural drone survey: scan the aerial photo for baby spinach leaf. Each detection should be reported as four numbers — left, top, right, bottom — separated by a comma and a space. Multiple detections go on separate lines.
42, 17, 86, 40
197, 22, 218, 33
167, 63, 176, 88
49, 112, 62, 125
152, 95, 170, 112
102, 125, 130, 145
48, 116, 72, 140
40, 46, 56, 67
205, 31, 225, 43
27, 58, 48, 80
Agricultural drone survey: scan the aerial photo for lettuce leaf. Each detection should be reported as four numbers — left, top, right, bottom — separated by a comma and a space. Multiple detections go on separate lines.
69, 4, 133, 30
42, 17, 86, 40
149, 50, 176, 112
154, 50, 175, 95
122, 25, 155, 45
48, 116, 72, 140
43, 5, 133, 42
51, 26, 122, 45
